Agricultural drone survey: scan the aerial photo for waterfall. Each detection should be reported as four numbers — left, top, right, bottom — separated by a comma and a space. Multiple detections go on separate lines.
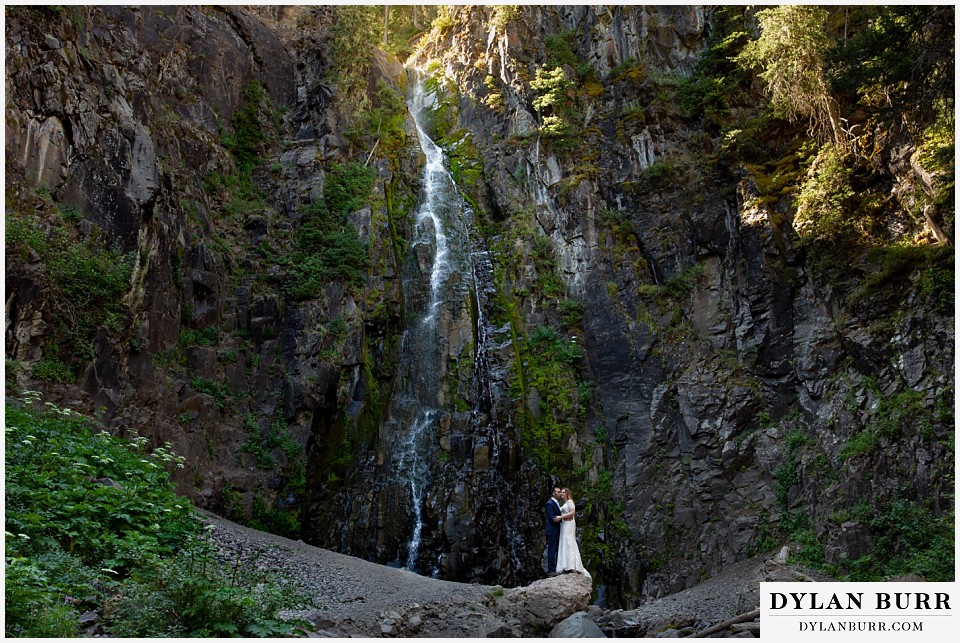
389, 73, 475, 574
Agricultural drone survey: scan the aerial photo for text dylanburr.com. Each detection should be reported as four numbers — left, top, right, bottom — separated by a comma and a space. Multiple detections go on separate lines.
761, 582, 957, 639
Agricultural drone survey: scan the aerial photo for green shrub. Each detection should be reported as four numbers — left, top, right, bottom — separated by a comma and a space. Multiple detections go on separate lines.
543, 29, 593, 79
104, 538, 302, 637
839, 429, 879, 460
845, 498, 954, 582
222, 80, 269, 175
5, 397, 197, 574
287, 163, 373, 299
559, 299, 585, 328
189, 376, 229, 409
5, 214, 133, 362
180, 326, 220, 347
531, 66, 577, 142
32, 357, 75, 383
773, 459, 797, 509
5, 394, 305, 637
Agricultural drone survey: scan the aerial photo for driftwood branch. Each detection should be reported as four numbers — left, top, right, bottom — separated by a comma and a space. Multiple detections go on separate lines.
684, 608, 760, 638
364, 139, 380, 166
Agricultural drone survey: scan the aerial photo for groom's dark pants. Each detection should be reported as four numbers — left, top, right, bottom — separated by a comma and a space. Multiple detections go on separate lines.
546, 532, 559, 573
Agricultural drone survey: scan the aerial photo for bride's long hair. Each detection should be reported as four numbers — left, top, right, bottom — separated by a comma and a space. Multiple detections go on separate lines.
561, 488, 574, 504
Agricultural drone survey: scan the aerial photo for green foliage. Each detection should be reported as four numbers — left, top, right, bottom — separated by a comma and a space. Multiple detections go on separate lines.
531, 67, 571, 113
785, 429, 810, 453
826, 7, 954, 131
850, 244, 954, 313
6, 358, 23, 392
180, 326, 220, 348
845, 498, 954, 582
324, 162, 377, 219
5, 549, 89, 637
530, 66, 577, 143
676, 9, 751, 126
6, 213, 133, 361
32, 357, 75, 383
641, 159, 681, 185
221, 80, 270, 175
238, 414, 304, 535
773, 459, 797, 509
543, 29, 593, 79
643, 263, 705, 299
528, 325, 582, 364
735, 5, 840, 143
794, 143, 857, 243
326, 6, 379, 107
104, 538, 303, 637
250, 493, 301, 540
287, 162, 373, 299
378, 6, 435, 59
491, 5, 521, 29
918, 265, 954, 314
839, 428, 879, 461
5, 395, 303, 637
5, 397, 196, 576
344, 80, 407, 156
513, 325, 584, 470
189, 376, 229, 409
559, 299, 584, 329
431, 6, 456, 32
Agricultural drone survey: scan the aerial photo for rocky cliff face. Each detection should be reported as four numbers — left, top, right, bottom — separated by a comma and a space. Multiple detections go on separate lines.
405, 4, 953, 604
5, 5, 412, 539
6, 5, 953, 610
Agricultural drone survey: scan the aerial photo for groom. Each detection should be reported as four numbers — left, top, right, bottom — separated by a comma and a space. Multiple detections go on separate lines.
544, 486, 564, 576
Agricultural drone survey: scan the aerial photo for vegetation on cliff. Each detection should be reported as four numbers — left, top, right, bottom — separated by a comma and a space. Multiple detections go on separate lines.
409, 3, 953, 602
4, 393, 302, 637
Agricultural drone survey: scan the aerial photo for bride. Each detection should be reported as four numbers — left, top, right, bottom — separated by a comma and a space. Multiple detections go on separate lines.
556, 488, 591, 579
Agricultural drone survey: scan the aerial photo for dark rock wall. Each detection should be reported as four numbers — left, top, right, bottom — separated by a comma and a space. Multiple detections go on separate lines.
5, 6, 411, 537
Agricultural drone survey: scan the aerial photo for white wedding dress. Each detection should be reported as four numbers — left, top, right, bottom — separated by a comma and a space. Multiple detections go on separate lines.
556, 500, 591, 578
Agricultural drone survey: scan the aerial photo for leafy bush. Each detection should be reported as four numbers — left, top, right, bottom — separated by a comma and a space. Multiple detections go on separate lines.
543, 29, 593, 79
5, 214, 133, 361
104, 538, 302, 637
5, 394, 303, 637
344, 80, 407, 155
531, 66, 577, 142
222, 80, 269, 175
559, 299, 584, 328
180, 326, 220, 347
845, 498, 954, 582
32, 357, 75, 383
5, 396, 197, 575
4, 395, 194, 636
287, 163, 373, 299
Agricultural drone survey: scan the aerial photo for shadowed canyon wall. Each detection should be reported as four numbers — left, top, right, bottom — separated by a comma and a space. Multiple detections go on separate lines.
6, 5, 953, 607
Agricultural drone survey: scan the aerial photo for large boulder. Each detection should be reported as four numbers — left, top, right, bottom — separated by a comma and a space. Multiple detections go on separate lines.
549, 611, 606, 638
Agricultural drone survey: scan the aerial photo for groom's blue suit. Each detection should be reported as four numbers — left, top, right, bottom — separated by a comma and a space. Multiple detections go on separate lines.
544, 496, 562, 574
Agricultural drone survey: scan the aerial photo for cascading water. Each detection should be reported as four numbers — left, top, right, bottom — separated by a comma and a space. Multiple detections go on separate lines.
388, 72, 475, 574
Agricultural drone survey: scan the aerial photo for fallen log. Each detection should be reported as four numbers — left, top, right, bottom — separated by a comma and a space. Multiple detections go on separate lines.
684, 608, 760, 638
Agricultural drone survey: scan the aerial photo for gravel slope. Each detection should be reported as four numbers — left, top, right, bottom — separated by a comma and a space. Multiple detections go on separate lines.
201, 509, 824, 638
200, 510, 497, 636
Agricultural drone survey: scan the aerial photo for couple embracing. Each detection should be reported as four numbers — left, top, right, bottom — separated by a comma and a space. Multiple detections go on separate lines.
544, 486, 591, 579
